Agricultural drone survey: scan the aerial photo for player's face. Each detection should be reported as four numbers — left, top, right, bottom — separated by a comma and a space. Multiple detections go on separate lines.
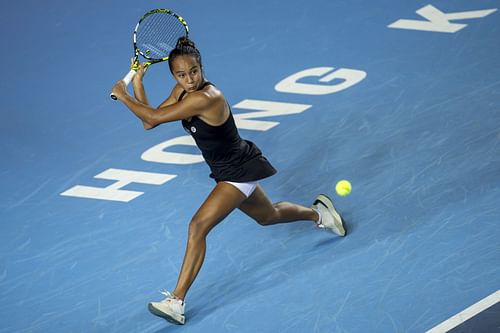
171, 55, 203, 93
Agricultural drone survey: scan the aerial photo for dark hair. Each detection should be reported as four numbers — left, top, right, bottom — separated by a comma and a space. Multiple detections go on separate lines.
168, 37, 203, 73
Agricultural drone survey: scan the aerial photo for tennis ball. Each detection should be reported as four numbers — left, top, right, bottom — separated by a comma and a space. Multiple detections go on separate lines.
335, 180, 352, 196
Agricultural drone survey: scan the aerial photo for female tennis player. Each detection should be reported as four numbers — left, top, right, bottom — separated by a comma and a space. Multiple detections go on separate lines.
111, 37, 346, 325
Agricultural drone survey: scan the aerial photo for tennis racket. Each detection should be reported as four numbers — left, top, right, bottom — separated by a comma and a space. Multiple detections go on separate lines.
110, 9, 189, 100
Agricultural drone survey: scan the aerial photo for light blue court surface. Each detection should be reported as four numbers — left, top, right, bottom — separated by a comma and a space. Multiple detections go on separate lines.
1, 1, 499, 332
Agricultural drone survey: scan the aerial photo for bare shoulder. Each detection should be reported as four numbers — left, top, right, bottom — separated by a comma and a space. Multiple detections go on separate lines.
184, 83, 224, 105
201, 84, 226, 104
189, 83, 228, 124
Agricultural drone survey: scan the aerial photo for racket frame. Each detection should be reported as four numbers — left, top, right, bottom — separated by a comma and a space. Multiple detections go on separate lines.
111, 9, 189, 100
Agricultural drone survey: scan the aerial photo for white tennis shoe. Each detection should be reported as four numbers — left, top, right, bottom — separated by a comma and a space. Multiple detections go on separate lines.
148, 291, 185, 325
312, 194, 346, 236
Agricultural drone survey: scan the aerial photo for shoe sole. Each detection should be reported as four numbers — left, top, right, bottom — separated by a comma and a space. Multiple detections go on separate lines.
314, 194, 347, 236
148, 302, 185, 325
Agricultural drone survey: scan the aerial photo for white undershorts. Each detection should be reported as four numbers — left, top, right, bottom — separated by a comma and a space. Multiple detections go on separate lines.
224, 180, 258, 198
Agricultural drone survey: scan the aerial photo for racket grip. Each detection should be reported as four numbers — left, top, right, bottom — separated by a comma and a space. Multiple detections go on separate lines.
110, 69, 137, 100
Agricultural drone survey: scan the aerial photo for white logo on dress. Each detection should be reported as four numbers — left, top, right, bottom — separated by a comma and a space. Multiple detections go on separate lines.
190, 126, 197, 133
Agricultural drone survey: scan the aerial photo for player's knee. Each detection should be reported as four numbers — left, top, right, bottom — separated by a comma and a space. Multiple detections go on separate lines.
255, 206, 280, 226
188, 217, 210, 239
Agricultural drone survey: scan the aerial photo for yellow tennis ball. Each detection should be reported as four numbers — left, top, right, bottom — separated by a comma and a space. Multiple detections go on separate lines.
336, 180, 352, 196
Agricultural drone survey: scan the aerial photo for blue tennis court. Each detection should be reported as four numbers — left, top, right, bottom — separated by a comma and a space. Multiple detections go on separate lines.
1, 0, 499, 332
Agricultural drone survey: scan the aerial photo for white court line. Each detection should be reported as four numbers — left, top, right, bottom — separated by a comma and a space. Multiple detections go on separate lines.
426, 290, 500, 333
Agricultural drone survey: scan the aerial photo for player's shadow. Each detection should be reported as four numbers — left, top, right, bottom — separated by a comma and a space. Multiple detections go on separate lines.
153, 323, 185, 333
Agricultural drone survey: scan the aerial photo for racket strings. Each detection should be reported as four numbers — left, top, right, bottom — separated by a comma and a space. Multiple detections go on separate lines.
136, 13, 187, 60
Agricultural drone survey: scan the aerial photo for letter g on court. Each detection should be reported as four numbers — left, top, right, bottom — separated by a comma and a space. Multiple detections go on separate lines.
275, 67, 367, 95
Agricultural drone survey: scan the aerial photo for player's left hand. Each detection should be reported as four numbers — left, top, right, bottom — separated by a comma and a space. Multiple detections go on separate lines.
111, 81, 127, 100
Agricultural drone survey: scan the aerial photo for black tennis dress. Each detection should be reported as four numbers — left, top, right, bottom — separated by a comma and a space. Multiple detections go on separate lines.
180, 82, 277, 183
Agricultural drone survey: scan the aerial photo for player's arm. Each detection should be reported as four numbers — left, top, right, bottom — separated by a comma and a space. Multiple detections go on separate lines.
140, 84, 184, 130
157, 83, 184, 108
132, 72, 182, 129
130, 63, 154, 129
131, 63, 150, 105
112, 81, 214, 127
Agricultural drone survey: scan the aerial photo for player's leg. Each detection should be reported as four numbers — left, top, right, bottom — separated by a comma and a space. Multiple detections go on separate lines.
239, 185, 346, 235
173, 182, 246, 298
238, 184, 318, 225
148, 182, 247, 324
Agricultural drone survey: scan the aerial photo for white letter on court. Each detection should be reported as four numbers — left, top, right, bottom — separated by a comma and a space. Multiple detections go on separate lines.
388, 5, 497, 33
142, 135, 204, 165
60, 168, 176, 202
232, 100, 311, 131
274, 67, 367, 95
